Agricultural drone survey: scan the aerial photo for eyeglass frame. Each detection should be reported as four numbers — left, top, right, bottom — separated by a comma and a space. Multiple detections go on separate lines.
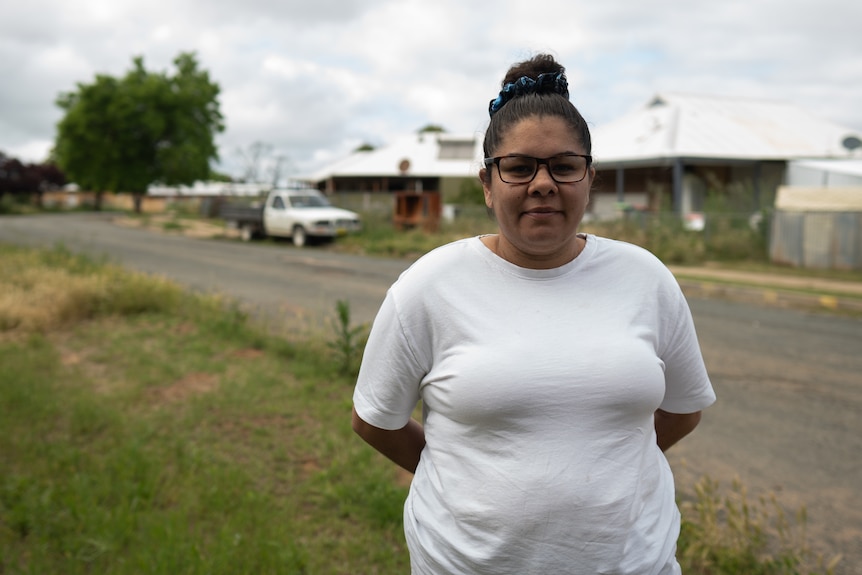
483, 153, 593, 184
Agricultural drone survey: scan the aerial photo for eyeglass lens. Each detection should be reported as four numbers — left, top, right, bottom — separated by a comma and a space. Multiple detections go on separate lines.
497, 155, 587, 183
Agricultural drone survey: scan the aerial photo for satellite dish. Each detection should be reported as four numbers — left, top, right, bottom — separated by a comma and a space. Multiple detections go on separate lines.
842, 135, 862, 152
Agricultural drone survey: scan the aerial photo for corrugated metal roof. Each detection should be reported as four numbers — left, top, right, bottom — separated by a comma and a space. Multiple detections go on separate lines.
305, 93, 862, 182
591, 93, 862, 165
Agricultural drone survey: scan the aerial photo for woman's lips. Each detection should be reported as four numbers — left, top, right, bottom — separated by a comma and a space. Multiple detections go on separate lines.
523, 207, 559, 218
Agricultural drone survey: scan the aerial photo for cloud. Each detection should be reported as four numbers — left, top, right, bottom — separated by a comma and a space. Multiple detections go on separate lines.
2, 0, 861, 178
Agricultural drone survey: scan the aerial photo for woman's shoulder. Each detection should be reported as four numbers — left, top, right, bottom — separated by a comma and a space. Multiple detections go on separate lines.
390, 237, 485, 288
587, 235, 678, 282
589, 235, 663, 263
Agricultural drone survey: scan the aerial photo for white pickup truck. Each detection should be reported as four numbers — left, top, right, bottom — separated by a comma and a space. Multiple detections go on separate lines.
220, 188, 362, 246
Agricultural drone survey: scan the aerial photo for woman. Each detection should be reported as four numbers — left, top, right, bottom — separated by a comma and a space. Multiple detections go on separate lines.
352, 53, 715, 574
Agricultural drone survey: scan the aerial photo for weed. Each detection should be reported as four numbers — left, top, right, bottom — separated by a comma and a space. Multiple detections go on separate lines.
678, 476, 842, 575
161, 219, 186, 232
327, 299, 369, 377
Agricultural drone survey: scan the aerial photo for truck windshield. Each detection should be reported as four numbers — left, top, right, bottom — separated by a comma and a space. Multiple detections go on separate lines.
290, 195, 331, 208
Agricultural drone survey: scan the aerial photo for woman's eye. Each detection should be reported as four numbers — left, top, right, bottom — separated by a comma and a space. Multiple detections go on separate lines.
551, 162, 577, 174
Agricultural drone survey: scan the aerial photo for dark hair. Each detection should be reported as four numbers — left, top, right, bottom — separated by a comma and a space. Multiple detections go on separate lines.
483, 54, 592, 166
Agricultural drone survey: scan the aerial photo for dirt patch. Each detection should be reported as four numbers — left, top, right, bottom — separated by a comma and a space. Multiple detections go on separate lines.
114, 215, 240, 240
149, 372, 220, 403
230, 348, 266, 360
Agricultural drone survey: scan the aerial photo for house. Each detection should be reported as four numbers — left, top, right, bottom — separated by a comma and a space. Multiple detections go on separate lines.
303, 131, 483, 201
589, 92, 862, 219
304, 93, 862, 222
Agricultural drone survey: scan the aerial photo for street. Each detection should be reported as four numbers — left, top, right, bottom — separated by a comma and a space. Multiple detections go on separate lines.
2, 212, 860, 572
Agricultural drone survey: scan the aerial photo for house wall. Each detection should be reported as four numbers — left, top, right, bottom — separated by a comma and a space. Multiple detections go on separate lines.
588, 192, 649, 220
440, 176, 476, 203
787, 164, 862, 187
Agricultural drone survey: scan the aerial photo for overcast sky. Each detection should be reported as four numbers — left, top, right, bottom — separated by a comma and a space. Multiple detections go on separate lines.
2, 0, 860, 180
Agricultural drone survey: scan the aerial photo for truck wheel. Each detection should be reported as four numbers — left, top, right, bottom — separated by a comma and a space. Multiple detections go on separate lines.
240, 224, 254, 242
291, 225, 307, 247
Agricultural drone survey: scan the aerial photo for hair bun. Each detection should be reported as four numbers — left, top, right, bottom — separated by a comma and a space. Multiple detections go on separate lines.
488, 72, 569, 117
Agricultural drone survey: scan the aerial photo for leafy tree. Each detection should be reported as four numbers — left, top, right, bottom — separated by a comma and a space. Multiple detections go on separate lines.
54, 52, 224, 212
418, 124, 446, 134
208, 170, 234, 183
450, 177, 486, 206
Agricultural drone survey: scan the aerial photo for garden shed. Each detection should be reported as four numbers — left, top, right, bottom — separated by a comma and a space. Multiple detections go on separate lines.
770, 186, 862, 270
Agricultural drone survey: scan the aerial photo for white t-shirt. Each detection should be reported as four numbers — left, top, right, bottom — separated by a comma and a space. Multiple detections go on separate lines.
353, 235, 715, 575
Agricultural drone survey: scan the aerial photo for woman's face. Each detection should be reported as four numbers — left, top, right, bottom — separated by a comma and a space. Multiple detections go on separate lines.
480, 115, 594, 269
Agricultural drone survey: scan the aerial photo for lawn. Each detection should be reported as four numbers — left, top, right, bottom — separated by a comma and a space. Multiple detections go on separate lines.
0, 243, 839, 574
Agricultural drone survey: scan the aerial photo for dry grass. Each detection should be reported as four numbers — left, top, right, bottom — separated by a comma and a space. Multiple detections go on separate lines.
0, 247, 185, 334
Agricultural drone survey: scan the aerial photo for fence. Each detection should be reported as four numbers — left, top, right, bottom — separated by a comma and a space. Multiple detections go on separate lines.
771, 211, 862, 270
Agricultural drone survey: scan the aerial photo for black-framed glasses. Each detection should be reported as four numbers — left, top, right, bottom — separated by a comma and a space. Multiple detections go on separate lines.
484, 153, 592, 184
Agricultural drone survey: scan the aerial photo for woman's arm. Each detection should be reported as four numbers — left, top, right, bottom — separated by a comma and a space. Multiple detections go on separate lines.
654, 409, 702, 452
352, 407, 426, 473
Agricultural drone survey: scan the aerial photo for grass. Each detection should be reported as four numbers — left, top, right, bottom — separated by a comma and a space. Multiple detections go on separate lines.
0, 244, 843, 574
678, 477, 842, 575
0, 244, 409, 574
330, 207, 496, 260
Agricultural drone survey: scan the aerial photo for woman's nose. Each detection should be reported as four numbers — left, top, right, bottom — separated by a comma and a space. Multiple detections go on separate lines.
529, 165, 557, 195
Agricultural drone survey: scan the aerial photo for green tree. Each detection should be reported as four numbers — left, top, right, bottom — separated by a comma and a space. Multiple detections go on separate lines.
417, 124, 446, 133
54, 52, 224, 212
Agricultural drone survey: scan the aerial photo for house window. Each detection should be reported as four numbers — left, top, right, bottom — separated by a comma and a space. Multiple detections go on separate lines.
438, 139, 475, 160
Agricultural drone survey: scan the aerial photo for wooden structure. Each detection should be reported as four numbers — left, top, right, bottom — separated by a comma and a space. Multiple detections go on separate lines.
393, 192, 441, 232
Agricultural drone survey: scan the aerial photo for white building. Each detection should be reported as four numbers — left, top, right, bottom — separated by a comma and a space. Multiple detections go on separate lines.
589, 92, 862, 218
302, 131, 483, 200
304, 93, 862, 220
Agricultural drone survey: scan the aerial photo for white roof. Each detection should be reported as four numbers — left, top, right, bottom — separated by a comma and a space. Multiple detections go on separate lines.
591, 93, 862, 166
304, 132, 484, 182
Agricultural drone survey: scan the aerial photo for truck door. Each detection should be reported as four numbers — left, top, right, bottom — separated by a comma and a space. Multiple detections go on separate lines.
264, 195, 288, 236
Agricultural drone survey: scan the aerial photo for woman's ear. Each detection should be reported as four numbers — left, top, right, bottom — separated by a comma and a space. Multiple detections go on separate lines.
479, 169, 493, 209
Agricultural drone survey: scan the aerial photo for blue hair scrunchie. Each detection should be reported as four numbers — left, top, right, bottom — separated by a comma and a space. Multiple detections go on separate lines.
488, 72, 569, 117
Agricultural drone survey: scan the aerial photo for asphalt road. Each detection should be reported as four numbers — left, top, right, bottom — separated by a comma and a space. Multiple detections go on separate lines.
2, 212, 861, 572
0, 212, 407, 327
